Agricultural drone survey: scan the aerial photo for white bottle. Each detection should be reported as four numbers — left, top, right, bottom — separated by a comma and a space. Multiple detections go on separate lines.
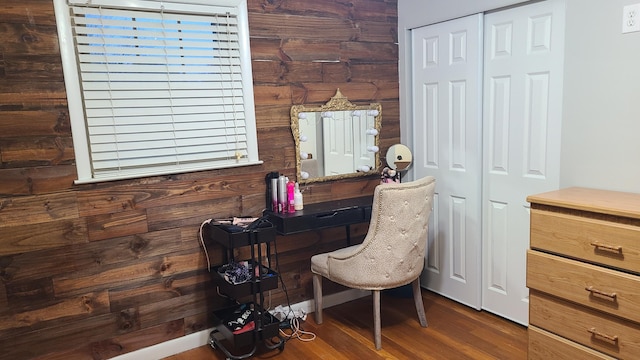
294, 182, 304, 210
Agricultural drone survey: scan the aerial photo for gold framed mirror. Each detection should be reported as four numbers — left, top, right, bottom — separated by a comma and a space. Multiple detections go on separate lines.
291, 89, 382, 184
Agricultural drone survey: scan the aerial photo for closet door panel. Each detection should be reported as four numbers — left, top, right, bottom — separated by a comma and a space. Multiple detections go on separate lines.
481, 0, 565, 325
413, 14, 484, 310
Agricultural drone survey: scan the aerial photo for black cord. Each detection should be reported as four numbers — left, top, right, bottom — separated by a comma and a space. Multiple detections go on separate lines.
271, 236, 295, 334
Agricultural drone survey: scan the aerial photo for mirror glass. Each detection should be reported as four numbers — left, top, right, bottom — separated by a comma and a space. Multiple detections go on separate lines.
386, 144, 412, 171
291, 89, 382, 184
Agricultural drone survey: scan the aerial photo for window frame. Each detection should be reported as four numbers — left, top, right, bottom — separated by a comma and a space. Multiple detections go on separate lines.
53, 0, 261, 184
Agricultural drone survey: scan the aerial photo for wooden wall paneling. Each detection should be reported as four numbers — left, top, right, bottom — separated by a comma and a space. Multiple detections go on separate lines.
77, 184, 198, 217
0, 110, 70, 137
0, 165, 77, 196
147, 197, 240, 232
257, 125, 295, 149
0, 312, 124, 359
0, 22, 60, 54
248, 0, 397, 21
0, 192, 79, 227
0, 290, 111, 338
90, 319, 186, 360
52, 258, 172, 296
255, 127, 296, 170
239, 191, 270, 216
247, 0, 353, 18
341, 41, 398, 62
0, 228, 188, 284
138, 291, 210, 329
253, 104, 291, 129
248, 13, 358, 40
0, 0, 399, 358
349, 62, 399, 82
2, 54, 64, 81
108, 269, 211, 311
0, 281, 7, 309
0, 82, 67, 105
0, 218, 87, 256
3, 276, 54, 311
0, 135, 74, 167
245, 37, 283, 61
355, 20, 398, 43
1, 1, 57, 25
373, 80, 399, 100
291, 82, 380, 104
321, 62, 351, 83
252, 59, 325, 84
279, 39, 343, 62
330, 178, 379, 198
86, 209, 149, 242
252, 84, 294, 105
77, 173, 268, 217
183, 311, 211, 334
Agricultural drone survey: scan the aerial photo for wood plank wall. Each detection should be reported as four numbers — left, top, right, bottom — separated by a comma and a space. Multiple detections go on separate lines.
0, 0, 399, 358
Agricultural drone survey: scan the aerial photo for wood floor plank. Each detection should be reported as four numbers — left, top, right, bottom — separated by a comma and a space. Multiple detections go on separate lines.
162, 290, 527, 360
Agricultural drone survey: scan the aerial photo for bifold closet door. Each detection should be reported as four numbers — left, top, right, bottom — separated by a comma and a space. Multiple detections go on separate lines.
412, 14, 484, 310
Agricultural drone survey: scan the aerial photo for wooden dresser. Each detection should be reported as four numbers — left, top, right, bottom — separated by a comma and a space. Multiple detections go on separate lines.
526, 187, 640, 360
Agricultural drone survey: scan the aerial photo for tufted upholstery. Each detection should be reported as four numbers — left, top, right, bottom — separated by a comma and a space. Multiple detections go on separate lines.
311, 175, 436, 350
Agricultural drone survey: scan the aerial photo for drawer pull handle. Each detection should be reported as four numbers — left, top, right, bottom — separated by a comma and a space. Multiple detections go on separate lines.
590, 242, 622, 253
588, 327, 619, 343
316, 212, 338, 219
585, 286, 617, 300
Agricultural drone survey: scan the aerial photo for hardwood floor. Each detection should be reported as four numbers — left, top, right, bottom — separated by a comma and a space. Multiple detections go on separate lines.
163, 290, 528, 360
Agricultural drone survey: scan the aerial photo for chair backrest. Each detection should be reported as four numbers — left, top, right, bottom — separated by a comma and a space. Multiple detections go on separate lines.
328, 176, 436, 289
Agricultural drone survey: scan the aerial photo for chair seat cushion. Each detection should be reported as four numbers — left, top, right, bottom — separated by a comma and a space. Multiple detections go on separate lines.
311, 245, 359, 277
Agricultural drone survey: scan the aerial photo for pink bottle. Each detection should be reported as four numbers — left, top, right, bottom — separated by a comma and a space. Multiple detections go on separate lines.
287, 179, 296, 213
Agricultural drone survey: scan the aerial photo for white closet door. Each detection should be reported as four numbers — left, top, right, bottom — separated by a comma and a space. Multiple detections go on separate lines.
412, 14, 484, 310
481, 0, 565, 325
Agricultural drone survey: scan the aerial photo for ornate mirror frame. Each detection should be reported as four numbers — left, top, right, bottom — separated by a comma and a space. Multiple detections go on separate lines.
291, 89, 382, 184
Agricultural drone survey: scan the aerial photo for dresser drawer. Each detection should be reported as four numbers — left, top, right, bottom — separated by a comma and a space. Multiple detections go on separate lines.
530, 209, 640, 273
529, 325, 616, 360
527, 250, 640, 323
530, 291, 640, 359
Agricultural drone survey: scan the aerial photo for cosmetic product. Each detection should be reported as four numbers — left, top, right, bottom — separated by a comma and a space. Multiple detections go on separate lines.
278, 175, 287, 213
294, 182, 304, 210
287, 179, 295, 213
265, 172, 279, 212
271, 178, 278, 212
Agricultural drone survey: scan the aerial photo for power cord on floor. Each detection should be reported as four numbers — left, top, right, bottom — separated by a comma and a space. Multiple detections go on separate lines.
271, 238, 316, 343
278, 315, 316, 342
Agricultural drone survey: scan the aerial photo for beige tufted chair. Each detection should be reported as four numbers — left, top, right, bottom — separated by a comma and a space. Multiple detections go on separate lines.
311, 176, 436, 350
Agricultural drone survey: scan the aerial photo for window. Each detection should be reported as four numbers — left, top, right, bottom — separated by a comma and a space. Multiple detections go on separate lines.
54, 0, 261, 183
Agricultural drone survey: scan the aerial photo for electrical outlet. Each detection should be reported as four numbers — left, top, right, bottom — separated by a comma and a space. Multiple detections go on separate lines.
623, 3, 640, 33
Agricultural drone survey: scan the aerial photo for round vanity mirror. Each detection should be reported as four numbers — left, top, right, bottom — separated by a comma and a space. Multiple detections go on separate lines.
386, 144, 412, 171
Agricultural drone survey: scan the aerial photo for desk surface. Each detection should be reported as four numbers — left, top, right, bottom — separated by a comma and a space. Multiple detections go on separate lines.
264, 196, 373, 235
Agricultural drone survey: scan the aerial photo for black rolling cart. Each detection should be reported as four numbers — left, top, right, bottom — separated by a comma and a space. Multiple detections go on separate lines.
205, 219, 285, 359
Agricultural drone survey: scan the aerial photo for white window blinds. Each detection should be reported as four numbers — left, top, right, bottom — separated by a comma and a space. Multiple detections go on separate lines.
55, 0, 260, 183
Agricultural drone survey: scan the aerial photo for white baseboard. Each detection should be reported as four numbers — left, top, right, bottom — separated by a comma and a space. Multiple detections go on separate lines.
110, 288, 369, 360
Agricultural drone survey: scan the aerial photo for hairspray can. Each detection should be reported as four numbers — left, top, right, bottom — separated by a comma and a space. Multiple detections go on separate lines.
271, 178, 278, 212
277, 175, 286, 213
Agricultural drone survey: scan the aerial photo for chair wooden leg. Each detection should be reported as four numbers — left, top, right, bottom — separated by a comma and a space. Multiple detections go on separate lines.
313, 273, 323, 324
412, 278, 428, 327
373, 289, 381, 350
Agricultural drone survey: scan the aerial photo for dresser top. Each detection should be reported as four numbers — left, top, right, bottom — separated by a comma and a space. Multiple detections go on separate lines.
527, 187, 640, 220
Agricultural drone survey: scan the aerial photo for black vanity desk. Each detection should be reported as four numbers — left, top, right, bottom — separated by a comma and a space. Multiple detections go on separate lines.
264, 196, 373, 243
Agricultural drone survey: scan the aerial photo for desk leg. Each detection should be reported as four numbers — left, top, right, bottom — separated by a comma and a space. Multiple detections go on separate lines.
346, 225, 351, 246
